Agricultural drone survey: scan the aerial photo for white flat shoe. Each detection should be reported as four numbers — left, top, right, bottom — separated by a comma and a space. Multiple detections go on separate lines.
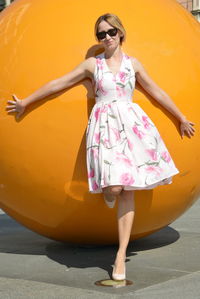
112, 263, 126, 281
103, 194, 116, 208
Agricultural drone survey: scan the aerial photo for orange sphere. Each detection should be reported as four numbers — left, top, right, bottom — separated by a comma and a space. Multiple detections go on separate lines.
0, 0, 199, 244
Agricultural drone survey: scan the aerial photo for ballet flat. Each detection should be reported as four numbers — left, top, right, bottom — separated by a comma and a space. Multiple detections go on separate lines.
103, 194, 116, 208
112, 263, 126, 281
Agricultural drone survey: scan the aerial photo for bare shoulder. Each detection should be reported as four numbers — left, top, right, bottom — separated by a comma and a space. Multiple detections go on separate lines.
83, 56, 96, 78
130, 56, 144, 74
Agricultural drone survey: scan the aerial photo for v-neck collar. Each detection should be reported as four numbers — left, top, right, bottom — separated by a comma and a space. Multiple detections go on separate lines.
103, 51, 124, 77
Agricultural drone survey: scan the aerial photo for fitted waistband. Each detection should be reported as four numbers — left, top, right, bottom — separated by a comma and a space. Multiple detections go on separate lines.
95, 98, 133, 104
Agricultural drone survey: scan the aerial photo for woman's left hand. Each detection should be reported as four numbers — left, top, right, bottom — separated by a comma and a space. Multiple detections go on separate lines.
180, 118, 195, 139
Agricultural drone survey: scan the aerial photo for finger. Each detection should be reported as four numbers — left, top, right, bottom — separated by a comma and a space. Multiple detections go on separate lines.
12, 94, 19, 101
6, 105, 16, 109
189, 126, 195, 132
7, 109, 16, 113
190, 131, 194, 136
180, 128, 184, 135
188, 130, 193, 137
7, 100, 16, 104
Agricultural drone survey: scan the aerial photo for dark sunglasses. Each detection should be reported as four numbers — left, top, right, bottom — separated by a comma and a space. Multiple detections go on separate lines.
96, 28, 118, 40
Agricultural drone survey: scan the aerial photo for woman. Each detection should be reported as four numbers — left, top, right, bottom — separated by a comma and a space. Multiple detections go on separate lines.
6, 13, 195, 281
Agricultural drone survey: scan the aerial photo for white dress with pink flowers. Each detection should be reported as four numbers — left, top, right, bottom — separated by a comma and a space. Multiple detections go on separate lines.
86, 51, 179, 193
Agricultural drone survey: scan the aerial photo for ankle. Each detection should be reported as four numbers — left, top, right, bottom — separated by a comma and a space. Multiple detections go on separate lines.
117, 250, 126, 258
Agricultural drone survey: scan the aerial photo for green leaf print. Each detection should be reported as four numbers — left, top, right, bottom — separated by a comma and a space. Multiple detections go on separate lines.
146, 161, 159, 166
128, 81, 133, 89
116, 82, 125, 88
125, 67, 131, 72
104, 160, 112, 165
138, 163, 146, 168
135, 121, 141, 126
108, 114, 117, 119
86, 145, 99, 151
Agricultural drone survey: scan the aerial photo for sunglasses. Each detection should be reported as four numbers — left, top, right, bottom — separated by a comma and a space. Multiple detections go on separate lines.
96, 28, 118, 40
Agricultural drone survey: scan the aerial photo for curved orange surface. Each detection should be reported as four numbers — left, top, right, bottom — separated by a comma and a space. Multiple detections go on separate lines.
0, 0, 199, 244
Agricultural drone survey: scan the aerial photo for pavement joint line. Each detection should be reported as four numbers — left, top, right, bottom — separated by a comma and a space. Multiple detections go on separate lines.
140, 266, 193, 274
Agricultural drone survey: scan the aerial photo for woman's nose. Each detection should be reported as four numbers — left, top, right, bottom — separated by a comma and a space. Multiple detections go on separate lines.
105, 33, 111, 39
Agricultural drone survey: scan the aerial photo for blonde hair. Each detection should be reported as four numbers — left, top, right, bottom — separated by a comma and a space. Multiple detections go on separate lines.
94, 13, 126, 45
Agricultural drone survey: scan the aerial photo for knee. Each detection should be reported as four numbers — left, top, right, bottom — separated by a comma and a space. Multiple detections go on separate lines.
105, 185, 123, 195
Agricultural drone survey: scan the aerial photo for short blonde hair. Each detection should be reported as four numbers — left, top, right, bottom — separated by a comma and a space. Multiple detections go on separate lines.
94, 13, 126, 45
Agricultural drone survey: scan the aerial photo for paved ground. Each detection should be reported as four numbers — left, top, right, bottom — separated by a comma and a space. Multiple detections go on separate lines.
0, 197, 200, 299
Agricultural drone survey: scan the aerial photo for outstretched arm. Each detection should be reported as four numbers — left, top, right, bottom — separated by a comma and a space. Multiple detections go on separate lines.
6, 57, 95, 118
131, 57, 195, 138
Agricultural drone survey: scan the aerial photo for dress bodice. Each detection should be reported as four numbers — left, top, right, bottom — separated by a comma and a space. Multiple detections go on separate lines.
93, 51, 136, 103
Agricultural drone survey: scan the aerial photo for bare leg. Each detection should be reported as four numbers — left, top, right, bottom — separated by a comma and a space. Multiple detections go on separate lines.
114, 189, 135, 274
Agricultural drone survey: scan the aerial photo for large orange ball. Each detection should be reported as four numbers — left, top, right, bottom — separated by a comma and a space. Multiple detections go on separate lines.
0, 0, 199, 244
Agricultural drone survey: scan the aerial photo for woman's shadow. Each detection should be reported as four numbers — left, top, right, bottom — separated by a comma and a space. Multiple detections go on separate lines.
0, 211, 180, 279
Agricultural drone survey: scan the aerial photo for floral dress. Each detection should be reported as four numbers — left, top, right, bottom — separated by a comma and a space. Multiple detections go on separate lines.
86, 51, 179, 193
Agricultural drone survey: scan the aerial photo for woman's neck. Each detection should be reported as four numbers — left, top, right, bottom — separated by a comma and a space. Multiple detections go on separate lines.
104, 46, 123, 59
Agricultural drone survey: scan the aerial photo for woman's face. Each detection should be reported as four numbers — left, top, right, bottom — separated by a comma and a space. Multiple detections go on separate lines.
97, 20, 122, 49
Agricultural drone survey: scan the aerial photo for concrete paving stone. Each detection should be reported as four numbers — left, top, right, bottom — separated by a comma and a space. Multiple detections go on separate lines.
0, 277, 120, 299
125, 272, 200, 299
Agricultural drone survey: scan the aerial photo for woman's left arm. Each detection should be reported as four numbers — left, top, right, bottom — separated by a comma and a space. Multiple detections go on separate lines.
131, 57, 195, 139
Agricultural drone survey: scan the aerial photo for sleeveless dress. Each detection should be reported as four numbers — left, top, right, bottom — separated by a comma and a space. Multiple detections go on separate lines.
86, 51, 179, 193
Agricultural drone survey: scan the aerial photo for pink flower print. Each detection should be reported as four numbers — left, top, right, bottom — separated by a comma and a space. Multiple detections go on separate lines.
97, 78, 107, 96
119, 71, 126, 83
124, 54, 129, 60
120, 173, 135, 185
88, 168, 95, 178
146, 149, 158, 161
161, 151, 171, 163
95, 133, 100, 144
96, 58, 104, 70
103, 138, 110, 148
115, 152, 133, 167
95, 107, 101, 121
108, 104, 111, 109
91, 147, 98, 159
142, 115, 151, 130
127, 138, 134, 151
132, 125, 145, 139
145, 165, 163, 176
92, 180, 99, 191
128, 106, 135, 113
110, 127, 120, 142
116, 85, 126, 97
100, 105, 109, 113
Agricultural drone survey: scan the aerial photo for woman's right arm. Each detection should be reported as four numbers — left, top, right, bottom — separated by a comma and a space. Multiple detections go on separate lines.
6, 57, 95, 118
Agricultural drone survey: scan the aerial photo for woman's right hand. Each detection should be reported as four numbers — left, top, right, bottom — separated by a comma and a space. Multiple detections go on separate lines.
6, 94, 26, 120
